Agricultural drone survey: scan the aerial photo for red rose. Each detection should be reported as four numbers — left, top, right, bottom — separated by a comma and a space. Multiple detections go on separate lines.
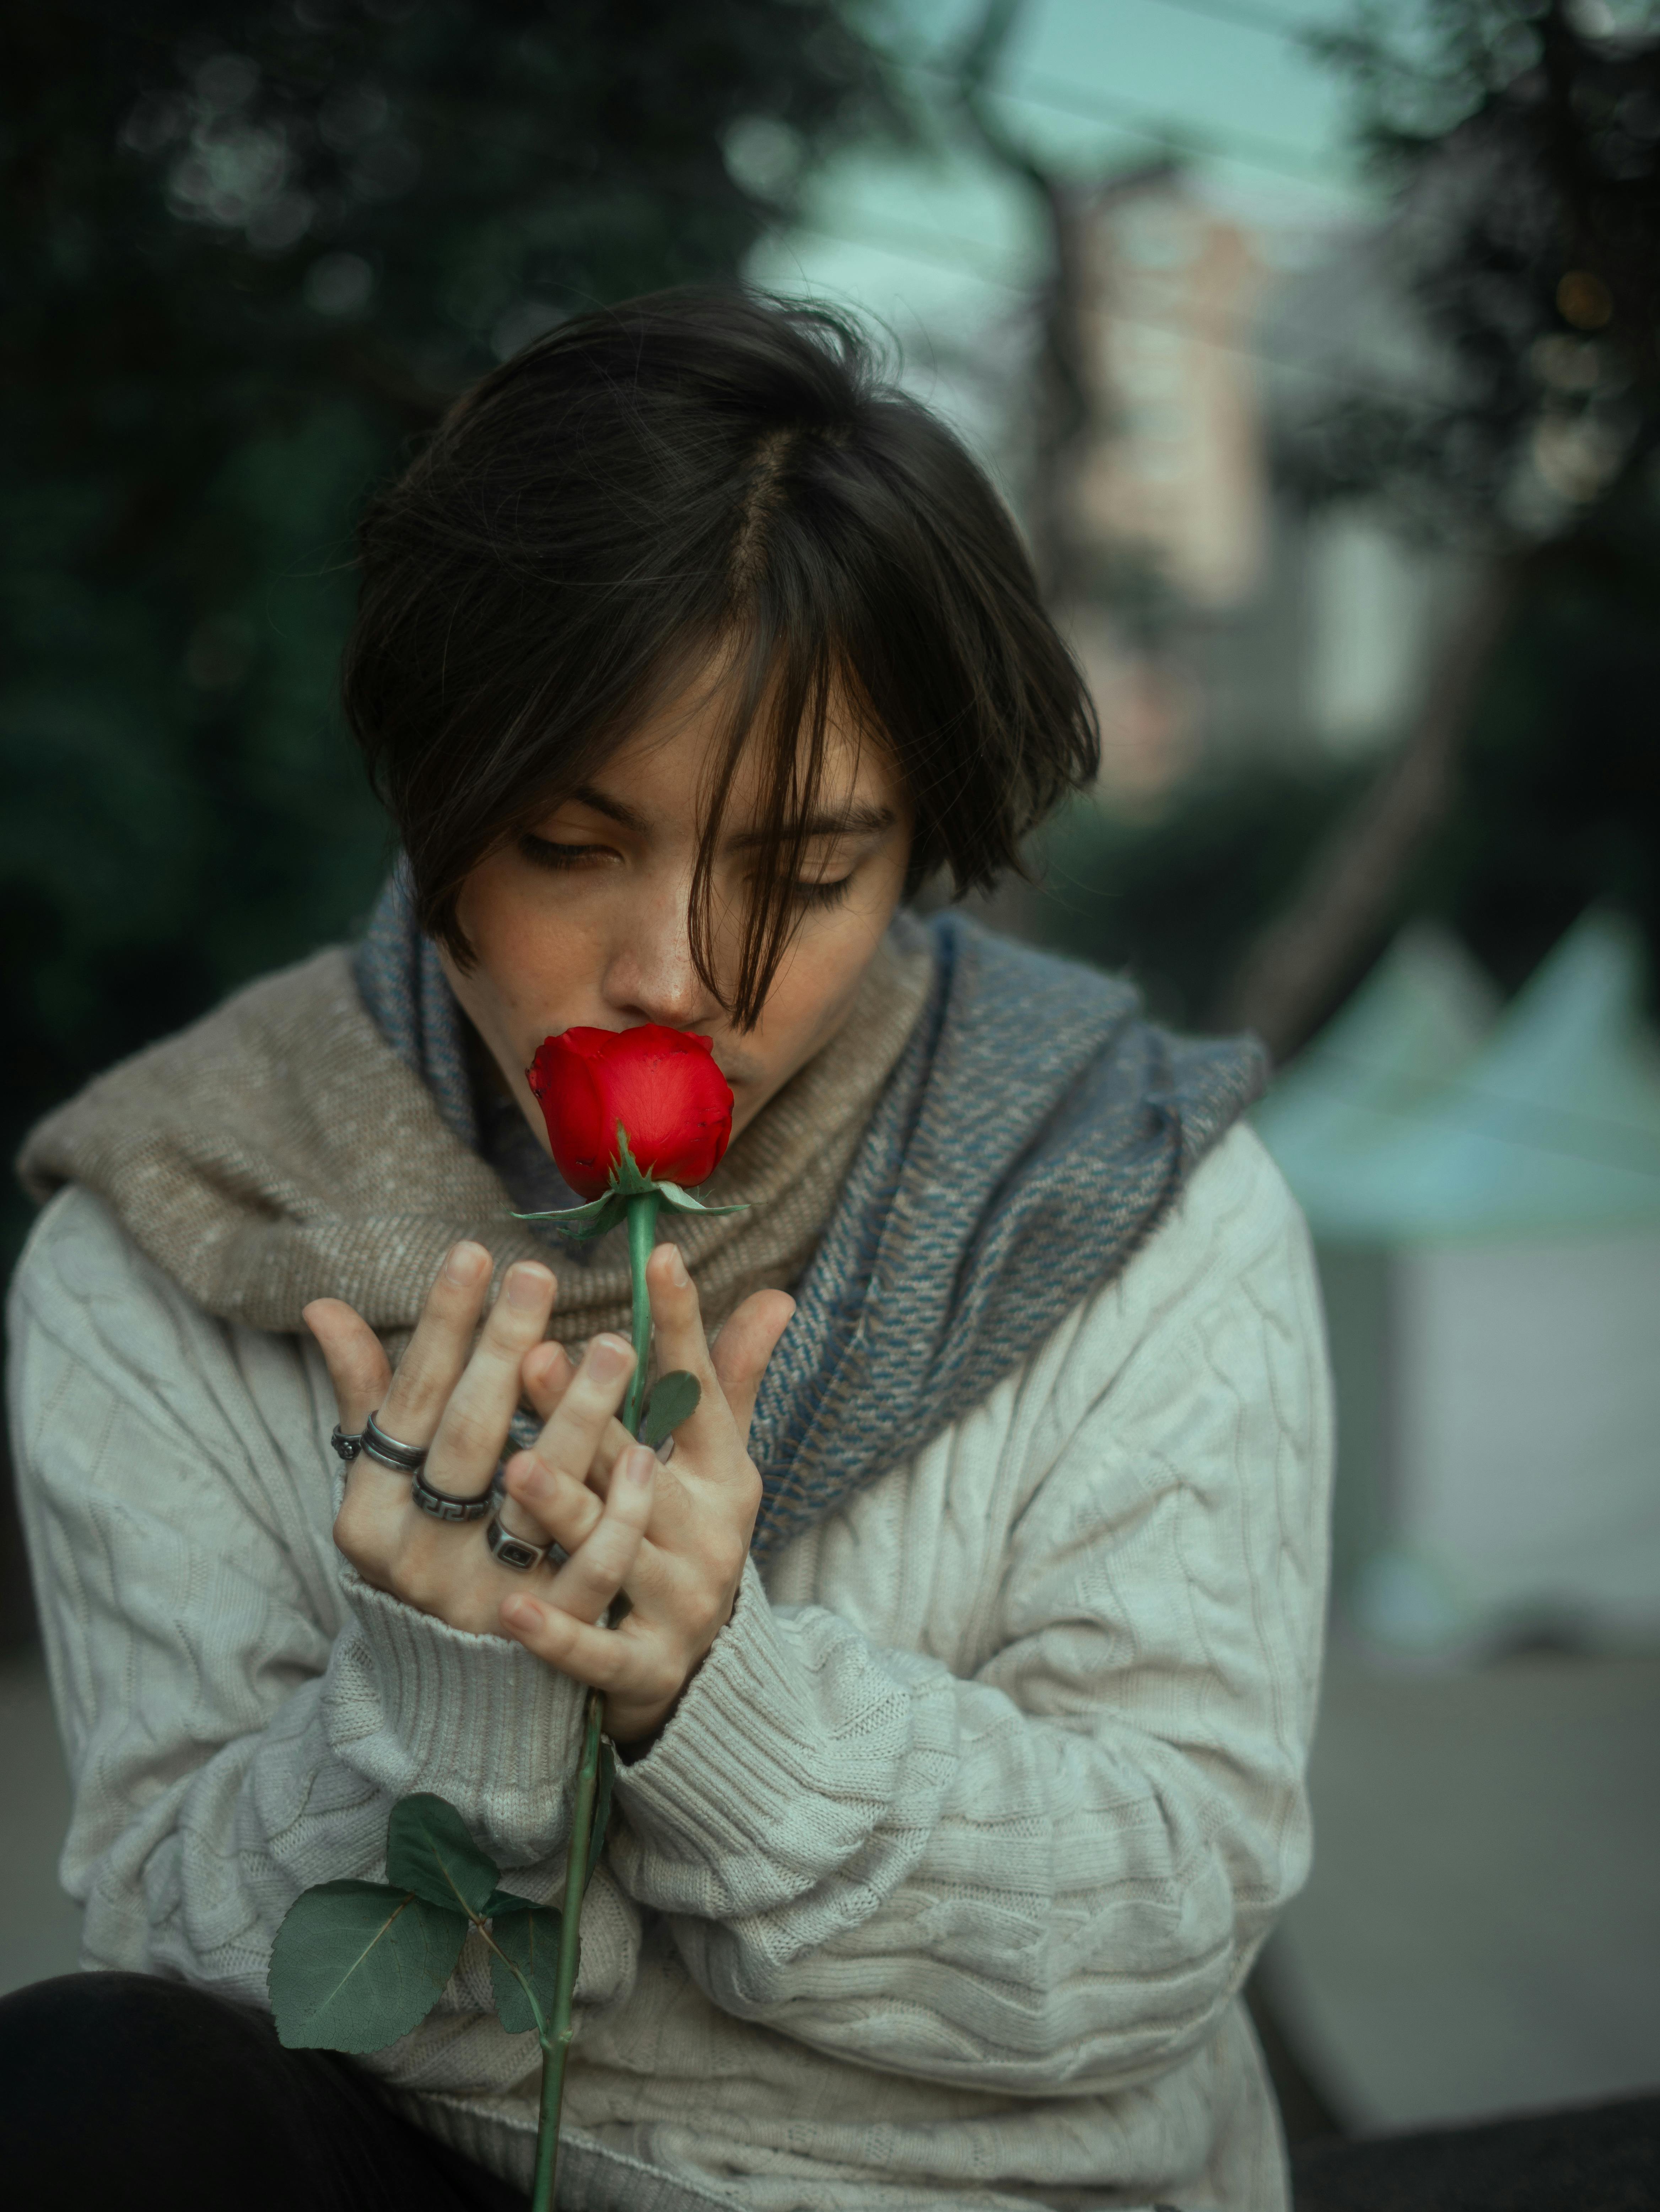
527, 1025, 734, 1200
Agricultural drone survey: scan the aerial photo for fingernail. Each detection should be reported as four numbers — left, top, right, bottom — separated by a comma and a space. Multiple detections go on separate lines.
507, 1264, 552, 1310
510, 1453, 551, 1500
625, 1443, 655, 1487
668, 1246, 689, 1289
446, 1242, 488, 1286
589, 1333, 633, 1379
502, 1597, 541, 1633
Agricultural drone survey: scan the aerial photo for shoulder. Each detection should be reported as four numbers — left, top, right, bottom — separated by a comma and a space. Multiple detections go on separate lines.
10, 1182, 235, 1384
1003, 1122, 1324, 1448
16, 948, 363, 1206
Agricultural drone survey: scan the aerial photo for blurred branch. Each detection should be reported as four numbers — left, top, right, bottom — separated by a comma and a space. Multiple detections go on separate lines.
951, 0, 1094, 600
1222, 559, 1523, 1057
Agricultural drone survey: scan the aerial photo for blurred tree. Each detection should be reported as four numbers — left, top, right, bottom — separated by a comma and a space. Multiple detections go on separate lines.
1224, 0, 1660, 1053
0, 0, 901, 1645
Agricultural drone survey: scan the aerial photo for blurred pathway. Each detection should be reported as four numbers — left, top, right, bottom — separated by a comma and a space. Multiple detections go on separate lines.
0, 1654, 79, 1996
1270, 1642, 1660, 2130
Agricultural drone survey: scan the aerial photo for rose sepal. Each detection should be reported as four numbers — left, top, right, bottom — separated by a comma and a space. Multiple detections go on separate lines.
515, 1129, 747, 1242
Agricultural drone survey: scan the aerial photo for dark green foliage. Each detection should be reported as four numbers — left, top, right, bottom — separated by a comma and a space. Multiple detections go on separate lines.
387, 1790, 503, 1915
487, 1903, 563, 2036
1427, 504, 1660, 1003
268, 1877, 468, 2052
1291, 1, 1660, 534
1024, 769, 1367, 1031
641, 1370, 701, 1449
270, 1777, 618, 2053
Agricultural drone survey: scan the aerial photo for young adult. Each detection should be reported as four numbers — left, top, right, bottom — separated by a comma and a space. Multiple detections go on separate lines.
4, 291, 1331, 2212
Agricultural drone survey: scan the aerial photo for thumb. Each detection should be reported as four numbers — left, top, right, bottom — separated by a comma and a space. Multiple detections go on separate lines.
302, 1298, 393, 1435
710, 1290, 794, 1444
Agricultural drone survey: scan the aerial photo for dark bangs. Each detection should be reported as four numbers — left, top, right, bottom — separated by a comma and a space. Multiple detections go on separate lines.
342, 288, 1099, 1028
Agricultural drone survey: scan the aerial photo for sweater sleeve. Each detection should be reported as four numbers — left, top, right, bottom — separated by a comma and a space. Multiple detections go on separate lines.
607, 1128, 1332, 2096
5, 1188, 615, 2072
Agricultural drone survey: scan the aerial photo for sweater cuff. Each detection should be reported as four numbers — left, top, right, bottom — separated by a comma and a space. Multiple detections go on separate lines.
326, 1572, 588, 1861
611, 1557, 823, 1870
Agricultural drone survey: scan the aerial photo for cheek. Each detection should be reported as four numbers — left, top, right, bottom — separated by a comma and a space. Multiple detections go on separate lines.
456, 862, 598, 1024
755, 887, 898, 1056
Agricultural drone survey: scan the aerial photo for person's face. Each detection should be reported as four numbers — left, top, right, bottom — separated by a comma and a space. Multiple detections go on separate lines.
442, 667, 913, 1149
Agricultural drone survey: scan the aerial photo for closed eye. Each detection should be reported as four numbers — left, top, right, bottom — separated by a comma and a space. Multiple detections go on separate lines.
788, 876, 853, 910
518, 833, 619, 871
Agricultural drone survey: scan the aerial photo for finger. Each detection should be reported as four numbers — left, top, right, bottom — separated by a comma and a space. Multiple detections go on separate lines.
376, 1242, 494, 1447
539, 1442, 656, 1624
497, 1448, 603, 1555
522, 1338, 577, 1420
523, 1339, 632, 1486
533, 1332, 635, 1485
303, 1299, 392, 1434
710, 1290, 795, 1444
644, 1244, 717, 1395
498, 1598, 647, 1695
424, 1261, 556, 1498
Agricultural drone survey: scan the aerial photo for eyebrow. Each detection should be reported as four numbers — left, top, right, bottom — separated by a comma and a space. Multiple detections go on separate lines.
564, 784, 647, 832
560, 787, 895, 851
726, 803, 896, 853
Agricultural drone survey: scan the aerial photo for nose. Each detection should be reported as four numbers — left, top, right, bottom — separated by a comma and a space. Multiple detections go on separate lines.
599, 870, 721, 1032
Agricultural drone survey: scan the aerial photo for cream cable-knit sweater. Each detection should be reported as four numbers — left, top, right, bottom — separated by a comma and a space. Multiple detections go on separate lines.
9, 1124, 1330, 2212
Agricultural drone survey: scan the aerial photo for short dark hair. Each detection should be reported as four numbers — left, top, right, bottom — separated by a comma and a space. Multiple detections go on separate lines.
343, 287, 1098, 1026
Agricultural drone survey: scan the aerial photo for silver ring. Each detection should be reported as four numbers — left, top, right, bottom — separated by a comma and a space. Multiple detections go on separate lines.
330, 1425, 362, 1464
361, 1411, 428, 1474
484, 1512, 553, 1572
411, 1467, 491, 1523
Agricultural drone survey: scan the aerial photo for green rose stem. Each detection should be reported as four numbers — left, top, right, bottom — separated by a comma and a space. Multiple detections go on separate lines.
622, 1188, 662, 1436
271, 1151, 728, 2212
533, 1697, 604, 2211
534, 1183, 658, 2210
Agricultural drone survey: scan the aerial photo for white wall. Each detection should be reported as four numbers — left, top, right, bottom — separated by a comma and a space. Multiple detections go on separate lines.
1393, 1234, 1660, 1643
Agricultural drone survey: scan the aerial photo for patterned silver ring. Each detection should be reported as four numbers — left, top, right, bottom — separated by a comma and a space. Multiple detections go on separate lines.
330, 1425, 363, 1464
410, 1467, 492, 1523
361, 1412, 429, 1475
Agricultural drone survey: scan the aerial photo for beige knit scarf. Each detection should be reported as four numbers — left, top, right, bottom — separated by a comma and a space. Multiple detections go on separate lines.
19, 932, 933, 1350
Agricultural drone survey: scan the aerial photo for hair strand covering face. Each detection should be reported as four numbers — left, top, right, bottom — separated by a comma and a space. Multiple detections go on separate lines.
342, 286, 1100, 1029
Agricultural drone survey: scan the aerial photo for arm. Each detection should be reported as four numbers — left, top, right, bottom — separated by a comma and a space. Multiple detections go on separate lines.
5, 1189, 622, 2078
604, 1132, 1333, 2095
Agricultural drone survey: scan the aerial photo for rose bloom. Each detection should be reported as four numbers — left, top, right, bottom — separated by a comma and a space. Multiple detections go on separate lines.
527, 1023, 734, 1199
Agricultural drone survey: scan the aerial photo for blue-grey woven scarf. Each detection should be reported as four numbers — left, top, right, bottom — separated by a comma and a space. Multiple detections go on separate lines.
355, 876, 1268, 1559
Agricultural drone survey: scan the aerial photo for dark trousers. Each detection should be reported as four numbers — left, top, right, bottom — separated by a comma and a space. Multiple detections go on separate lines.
0, 1972, 530, 2212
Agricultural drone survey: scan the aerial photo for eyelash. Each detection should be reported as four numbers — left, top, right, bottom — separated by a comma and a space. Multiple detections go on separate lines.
521, 835, 853, 911
788, 875, 853, 911
518, 836, 612, 871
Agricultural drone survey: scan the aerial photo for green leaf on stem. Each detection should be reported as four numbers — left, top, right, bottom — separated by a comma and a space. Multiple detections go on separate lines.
387, 1793, 501, 1916
586, 1740, 617, 1895
513, 1192, 628, 1242
488, 1902, 564, 2036
654, 1181, 748, 1217
269, 1879, 467, 2053
640, 1370, 700, 1448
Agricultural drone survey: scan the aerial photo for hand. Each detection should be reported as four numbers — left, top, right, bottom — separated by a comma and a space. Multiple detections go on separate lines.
303, 1243, 654, 1641
494, 1245, 793, 1745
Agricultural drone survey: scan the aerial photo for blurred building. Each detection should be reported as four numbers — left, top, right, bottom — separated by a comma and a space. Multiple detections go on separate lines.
1055, 168, 1469, 798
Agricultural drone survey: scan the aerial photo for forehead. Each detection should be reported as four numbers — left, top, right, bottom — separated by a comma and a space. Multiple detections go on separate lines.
587, 656, 900, 824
